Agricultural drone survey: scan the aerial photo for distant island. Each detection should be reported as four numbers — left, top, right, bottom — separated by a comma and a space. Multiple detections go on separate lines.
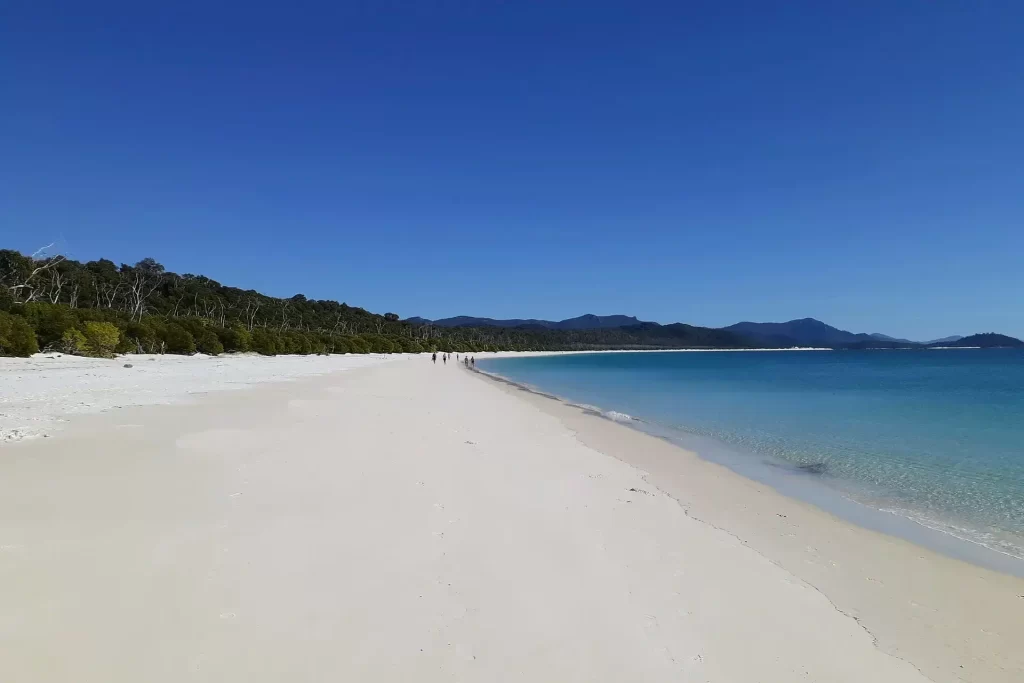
1, 247, 1020, 358
719, 318, 1023, 349
935, 333, 1023, 348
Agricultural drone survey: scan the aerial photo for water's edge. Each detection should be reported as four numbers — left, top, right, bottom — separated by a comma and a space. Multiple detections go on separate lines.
473, 365, 1024, 578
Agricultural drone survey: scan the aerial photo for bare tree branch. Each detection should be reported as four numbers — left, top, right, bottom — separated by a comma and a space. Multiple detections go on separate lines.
7, 245, 67, 303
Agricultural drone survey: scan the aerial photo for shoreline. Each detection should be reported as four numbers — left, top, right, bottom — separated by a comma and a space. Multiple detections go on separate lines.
472, 365, 1024, 577
469, 364, 1024, 682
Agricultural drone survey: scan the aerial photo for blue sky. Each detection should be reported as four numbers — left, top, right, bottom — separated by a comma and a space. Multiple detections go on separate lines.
2, 1, 1022, 339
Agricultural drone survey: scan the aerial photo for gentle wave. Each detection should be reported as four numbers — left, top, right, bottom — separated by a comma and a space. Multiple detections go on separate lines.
650, 420, 1024, 563
874, 504, 1024, 562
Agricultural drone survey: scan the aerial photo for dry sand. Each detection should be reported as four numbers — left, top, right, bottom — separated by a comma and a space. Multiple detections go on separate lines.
0, 352, 397, 443
1, 355, 1019, 681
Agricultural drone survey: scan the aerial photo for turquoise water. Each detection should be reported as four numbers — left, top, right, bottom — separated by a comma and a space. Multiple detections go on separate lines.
479, 350, 1024, 565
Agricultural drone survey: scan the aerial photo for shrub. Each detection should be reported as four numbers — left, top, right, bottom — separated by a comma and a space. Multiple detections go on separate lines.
251, 328, 278, 356
282, 331, 312, 355
192, 327, 223, 355
402, 339, 424, 353
219, 324, 251, 353
20, 302, 79, 350
0, 310, 39, 356
163, 323, 196, 355
123, 320, 159, 353
277, 332, 296, 355
82, 321, 120, 358
61, 328, 87, 355
309, 336, 328, 355
360, 334, 394, 353
345, 336, 369, 353
174, 318, 222, 354
114, 333, 135, 354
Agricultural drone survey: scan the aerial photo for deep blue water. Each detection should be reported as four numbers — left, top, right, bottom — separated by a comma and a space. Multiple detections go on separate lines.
479, 350, 1024, 563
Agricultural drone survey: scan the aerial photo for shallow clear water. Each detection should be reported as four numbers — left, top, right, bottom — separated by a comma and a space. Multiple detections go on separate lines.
479, 350, 1024, 564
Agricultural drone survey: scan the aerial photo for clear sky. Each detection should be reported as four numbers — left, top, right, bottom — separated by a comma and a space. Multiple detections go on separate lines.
3, 1, 1022, 340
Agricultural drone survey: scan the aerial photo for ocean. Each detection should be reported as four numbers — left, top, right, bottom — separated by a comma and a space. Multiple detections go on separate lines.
478, 350, 1024, 571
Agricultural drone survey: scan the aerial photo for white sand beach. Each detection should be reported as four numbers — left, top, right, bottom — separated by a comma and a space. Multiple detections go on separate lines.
0, 352, 396, 443
1, 354, 1021, 681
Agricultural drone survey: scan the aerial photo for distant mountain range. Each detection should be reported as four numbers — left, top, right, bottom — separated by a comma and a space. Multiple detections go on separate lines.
921, 335, 967, 345
721, 319, 976, 348
723, 318, 877, 347
870, 333, 964, 345
407, 313, 1021, 349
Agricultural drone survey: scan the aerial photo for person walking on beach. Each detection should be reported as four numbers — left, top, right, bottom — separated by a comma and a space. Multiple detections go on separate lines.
432, 352, 436, 364
471, 357, 475, 367
443, 354, 447, 365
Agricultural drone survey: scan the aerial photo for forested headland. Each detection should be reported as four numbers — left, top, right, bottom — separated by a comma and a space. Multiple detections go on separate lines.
0, 247, 749, 358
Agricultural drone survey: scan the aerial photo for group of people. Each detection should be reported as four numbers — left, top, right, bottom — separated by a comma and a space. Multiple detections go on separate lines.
431, 352, 474, 368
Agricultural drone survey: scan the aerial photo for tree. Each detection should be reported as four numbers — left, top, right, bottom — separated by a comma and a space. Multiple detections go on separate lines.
123, 258, 165, 320
0, 250, 32, 298
0, 311, 39, 356
87, 259, 122, 309
0, 246, 66, 303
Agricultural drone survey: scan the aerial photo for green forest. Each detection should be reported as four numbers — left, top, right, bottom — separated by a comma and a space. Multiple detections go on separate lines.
0, 247, 749, 358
